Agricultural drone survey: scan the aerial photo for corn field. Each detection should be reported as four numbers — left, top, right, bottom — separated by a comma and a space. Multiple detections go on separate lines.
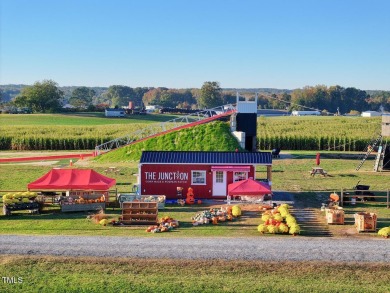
0, 116, 383, 151
256, 116, 382, 151
0, 125, 145, 150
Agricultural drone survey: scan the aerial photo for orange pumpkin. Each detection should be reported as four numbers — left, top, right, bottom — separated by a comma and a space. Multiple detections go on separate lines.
185, 196, 195, 205
197, 200, 202, 204
212, 217, 218, 225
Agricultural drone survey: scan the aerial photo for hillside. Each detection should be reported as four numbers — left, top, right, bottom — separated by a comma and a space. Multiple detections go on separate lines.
94, 121, 242, 163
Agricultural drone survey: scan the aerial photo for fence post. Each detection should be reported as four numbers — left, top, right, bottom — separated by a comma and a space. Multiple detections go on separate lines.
387, 189, 389, 209
340, 188, 343, 207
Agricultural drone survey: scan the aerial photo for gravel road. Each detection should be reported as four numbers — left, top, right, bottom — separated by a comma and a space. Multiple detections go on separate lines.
1, 235, 390, 262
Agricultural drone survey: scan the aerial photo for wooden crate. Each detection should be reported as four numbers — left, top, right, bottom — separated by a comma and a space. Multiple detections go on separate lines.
326, 208, 344, 224
121, 202, 158, 225
354, 212, 377, 232
118, 193, 140, 208
140, 195, 166, 210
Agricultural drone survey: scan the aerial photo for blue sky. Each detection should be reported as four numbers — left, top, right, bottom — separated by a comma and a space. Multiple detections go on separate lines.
1, 0, 389, 90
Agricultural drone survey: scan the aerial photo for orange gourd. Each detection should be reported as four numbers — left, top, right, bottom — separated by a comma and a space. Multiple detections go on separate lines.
218, 216, 226, 222
227, 206, 233, 215
185, 186, 195, 205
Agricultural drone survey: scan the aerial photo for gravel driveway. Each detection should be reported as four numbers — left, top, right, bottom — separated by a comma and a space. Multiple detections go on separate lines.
1, 235, 389, 262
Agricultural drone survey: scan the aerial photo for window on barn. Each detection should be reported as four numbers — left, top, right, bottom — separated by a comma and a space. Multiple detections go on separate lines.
191, 171, 206, 185
233, 171, 248, 182
215, 171, 224, 183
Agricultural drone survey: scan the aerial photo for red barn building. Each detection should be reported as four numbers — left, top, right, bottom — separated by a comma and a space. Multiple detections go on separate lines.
138, 151, 272, 199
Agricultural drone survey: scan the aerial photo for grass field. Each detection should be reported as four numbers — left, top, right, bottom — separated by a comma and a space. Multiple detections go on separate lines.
0, 112, 180, 125
1, 256, 389, 293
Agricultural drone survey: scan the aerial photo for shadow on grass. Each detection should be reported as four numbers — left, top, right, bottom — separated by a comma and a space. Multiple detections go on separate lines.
291, 192, 321, 208
0, 208, 123, 221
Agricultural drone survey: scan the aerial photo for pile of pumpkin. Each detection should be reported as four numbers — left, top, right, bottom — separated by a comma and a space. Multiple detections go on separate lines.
191, 205, 241, 226
378, 226, 390, 238
145, 216, 179, 233
257, 204, 301, 235
73, 196, 105, 204
2, 192, 38, 205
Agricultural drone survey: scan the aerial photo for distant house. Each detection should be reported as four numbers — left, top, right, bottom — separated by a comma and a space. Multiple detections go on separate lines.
361, 111, 381, 117
145, 105, 160, 113
105, 108, 125, 117
62, 104, 75, 109
291, 110, 321, 116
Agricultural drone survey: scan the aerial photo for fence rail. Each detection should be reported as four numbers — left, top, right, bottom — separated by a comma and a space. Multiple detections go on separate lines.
340, 189, 390, 208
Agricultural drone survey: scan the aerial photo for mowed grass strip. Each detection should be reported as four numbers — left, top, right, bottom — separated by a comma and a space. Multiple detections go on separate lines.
0, 112, 180, 126
0, 255, 389, 293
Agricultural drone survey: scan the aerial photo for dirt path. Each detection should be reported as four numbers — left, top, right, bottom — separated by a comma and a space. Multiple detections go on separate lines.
1, 234, 389, 262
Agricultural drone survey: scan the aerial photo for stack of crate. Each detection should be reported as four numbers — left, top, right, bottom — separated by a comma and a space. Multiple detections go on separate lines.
354, 212, 377, 232
325, 207, 344, 224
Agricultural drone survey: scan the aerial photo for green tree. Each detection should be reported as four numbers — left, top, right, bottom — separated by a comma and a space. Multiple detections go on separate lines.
368, 91, 390, 111
103, 85, 134, 107
69, 86, 95, 108
199, 81, 223, 108
142, 88, 163, 106
328, 85, 343, 114
133, 87, 150, 107
342, 87, 369, 113
142, 88, 196, 108
13, 80, 63, 113
222, 92, 236, 105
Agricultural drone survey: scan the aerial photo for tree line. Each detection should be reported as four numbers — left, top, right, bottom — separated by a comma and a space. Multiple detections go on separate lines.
258, 85, 390, 114
1, 80, 389, 114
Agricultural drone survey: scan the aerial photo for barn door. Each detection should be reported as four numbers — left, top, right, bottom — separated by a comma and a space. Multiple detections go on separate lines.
212, 171, 226, 196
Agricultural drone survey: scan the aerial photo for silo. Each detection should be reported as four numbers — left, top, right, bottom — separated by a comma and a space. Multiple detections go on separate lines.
382, 114, 390, 137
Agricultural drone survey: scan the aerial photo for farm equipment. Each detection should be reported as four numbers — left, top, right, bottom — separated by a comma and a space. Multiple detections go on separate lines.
343, 181, 375, 204
353, 181, 375, 201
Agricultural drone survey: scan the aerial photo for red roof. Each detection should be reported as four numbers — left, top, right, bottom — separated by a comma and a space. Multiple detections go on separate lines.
228, 178, 271, 196
28, 169, 116, 191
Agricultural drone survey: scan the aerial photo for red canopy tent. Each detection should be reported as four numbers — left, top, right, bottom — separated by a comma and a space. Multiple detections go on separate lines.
28, 169, 116, 191
228, 178, 271, 198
